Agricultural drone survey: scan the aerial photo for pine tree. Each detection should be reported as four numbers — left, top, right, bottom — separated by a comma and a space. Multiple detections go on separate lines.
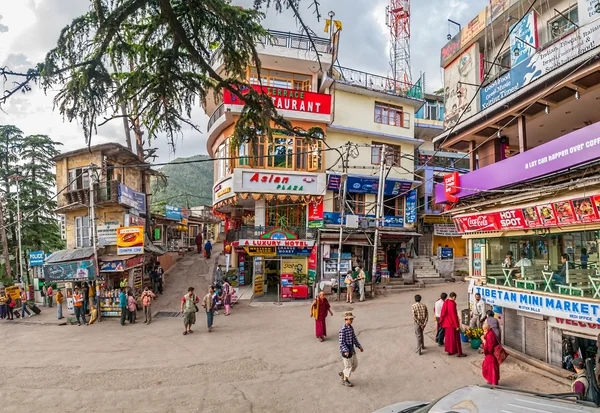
19, 134, 64, 253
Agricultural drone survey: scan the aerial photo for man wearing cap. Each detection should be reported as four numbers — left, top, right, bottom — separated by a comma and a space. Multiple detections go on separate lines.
338, 311, 364, 387
571, 358, 590, 401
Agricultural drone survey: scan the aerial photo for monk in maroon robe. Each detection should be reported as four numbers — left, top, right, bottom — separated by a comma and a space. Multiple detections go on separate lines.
439, 292, 466, 357
310, 291, 333, 342
482, 321, 500, 385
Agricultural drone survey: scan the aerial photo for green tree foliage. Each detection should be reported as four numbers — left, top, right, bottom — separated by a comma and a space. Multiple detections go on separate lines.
151, 155, 214, 211
20, 134, 64, 252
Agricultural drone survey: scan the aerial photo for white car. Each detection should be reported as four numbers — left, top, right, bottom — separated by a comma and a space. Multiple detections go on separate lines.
373, 385, 599, 413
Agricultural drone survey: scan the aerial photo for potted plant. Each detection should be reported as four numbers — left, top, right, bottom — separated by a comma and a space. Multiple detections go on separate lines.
464, 327, 484, 349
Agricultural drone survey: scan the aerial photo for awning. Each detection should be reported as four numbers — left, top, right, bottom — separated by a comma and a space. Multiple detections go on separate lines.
45, 247, 95, 264
145, 235, 165, 256
99, 255, 135, 262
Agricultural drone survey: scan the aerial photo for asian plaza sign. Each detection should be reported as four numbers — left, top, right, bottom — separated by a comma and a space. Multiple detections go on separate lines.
223, 85, 331, 115
234, 169, 326, 195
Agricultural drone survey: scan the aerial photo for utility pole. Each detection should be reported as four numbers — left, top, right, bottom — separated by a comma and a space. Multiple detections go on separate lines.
88, 164, 102, 321
15, 176, 23, 285
371, 144, 387, 285
336, 143, 351, 302
0, 196, 11, 280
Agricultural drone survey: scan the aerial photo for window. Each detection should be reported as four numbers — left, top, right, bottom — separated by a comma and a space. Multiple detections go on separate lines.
374, 102, 406, 127
67, 168, 90, 191
216, 142, 230, 179
248, 68, 312, 91
497, 49, 511, 75
269, 137, 294, 168
334, 193, 366, 215
237, 141, 250, 166
371, 142, 402, 165
75, 216, 90, 248
266, 199, 306, 228
383, 195, 404, 217
548, 7, 578, 40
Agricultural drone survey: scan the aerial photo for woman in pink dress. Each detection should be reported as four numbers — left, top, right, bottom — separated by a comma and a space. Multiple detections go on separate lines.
310, 291, 333, 342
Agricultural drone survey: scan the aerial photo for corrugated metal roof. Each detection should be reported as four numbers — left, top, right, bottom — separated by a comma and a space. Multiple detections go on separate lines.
45, 247, 96, 263
98, 255, 135, 262
145, 235, 165, 256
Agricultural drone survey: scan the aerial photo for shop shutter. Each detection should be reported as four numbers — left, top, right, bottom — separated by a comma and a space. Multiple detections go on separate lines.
504, 308, 523, 352
524, 317, 547, 362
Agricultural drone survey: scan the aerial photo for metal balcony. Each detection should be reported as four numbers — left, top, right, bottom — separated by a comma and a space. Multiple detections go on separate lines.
207, 103, 225, 132
60, 180, 121, 211
333, 67, 424, 99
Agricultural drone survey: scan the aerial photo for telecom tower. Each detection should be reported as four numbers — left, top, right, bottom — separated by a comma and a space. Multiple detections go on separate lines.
386, 0, 411, 89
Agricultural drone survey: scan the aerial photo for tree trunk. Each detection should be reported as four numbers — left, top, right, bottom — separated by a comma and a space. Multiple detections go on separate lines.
0, 198, 12, 279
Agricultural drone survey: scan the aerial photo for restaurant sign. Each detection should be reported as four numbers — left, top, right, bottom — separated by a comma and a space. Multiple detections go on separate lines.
234, 169, 326, 195
213, 177, 234, 204
223, 84, 332, 115
44, 259, 96, 282
454, 194, 600, 233
476, 285, 600, 323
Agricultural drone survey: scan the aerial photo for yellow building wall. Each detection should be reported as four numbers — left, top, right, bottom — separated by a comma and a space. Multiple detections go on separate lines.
433, 235, 467, 257
63, 206, 127, 250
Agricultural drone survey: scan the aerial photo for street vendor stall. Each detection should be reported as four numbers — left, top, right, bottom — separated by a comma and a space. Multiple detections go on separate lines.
97, 254, 144, 317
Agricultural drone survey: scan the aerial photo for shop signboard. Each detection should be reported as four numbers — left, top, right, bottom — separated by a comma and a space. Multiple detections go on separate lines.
99, 260, 125, 272
244, 246, 276, 256
435, 119, 600, 203
460, 9, 487, 46
116, 226, 145, 255
433, 224, 461, 237
405, 189, 417, 223
307, 200, 324, 228
124, 214, 146, 227
488, 0, 510, 24
323, 212, 404, 228
282, 258, 307, 285
480, 18, 600, 111
440, 33, 461, 67
234, 239, 315, 248
29, 251, 45, 267
97, 225, 118, 246
5, 286, 20, 300
453, 194, 600, 232
276, 246, 312, 256
308, 246, 317, 285
253, 257, 265, 297
213, 177, 234, 204
43, 259, 96, 282
476, 285, 600, 323
281, 273, 294, 298
472, 240, 482, 278
549, 316, 600, 336
578, 0, 600, 26
423, 215, 452, 224
223, 84, 332, 115
327, 174, 413, 196
509, 11, 538, 67
234, 169, 326, 195
125, 255, 144, 269
118, 183, 147, 212
165, 205, 182, 220
441, 248, 454, 259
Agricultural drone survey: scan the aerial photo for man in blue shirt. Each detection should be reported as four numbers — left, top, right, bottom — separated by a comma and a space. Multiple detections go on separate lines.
338, 311, 364, 387
119, 288, 128, 326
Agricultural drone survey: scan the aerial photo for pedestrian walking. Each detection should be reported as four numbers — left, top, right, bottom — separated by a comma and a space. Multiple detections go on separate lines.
434, 293, 447, 346
119, 288, 128, 326
344, 271, 355, 304
6, 295, 15, 320
0, 291, 7, 319
204, 240, 213, 259
412, 294, 428, 355
484, 310, 501, 342
222, 278, 232, 316
356, 266, 366, 302
127, 291, 137, 324
215, 264, 223, 285
195, 232, 203, 254
56, 289, 64, 319
181, 287, 199, 335
42, 283, 47, 307
73, 287, 86, 326
338, 311, 363, 387
203, 286, 215, 332
571, 358, 590, 401
46, 284, 53, 308
439, 292, 466, 357
310, 291, 333, 342
20, 288, 31, 319
481, 321, 500, 385
157, 264, 164, 294
469, 293, 485, 328
82, 283, 89, 315
141, 286, 156, 324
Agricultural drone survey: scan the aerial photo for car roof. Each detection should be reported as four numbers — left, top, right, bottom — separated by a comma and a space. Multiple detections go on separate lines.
427, 386, 598, 413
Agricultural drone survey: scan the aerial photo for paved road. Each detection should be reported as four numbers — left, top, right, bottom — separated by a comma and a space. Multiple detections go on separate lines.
0, 251, 567, 413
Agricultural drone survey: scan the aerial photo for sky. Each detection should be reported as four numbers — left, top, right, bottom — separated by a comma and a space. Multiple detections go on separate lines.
0, 0, 489, 162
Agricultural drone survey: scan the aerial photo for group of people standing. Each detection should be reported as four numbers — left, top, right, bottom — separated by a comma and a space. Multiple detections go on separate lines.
343, 266, 366, 304
181, 277, 233, 336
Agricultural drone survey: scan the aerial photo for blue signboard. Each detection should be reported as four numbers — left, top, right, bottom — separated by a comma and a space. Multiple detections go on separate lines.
441, 247, 454, 259
276, 246, 312, 257
165, 205, 182, 220
29, 251, 45, 267
118, 183, 147, 212
323, 212, 404, 228
327, 174, 413, 196
405, 189, 417, 224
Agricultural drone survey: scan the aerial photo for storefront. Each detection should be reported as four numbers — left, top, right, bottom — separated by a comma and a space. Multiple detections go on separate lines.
97, 254, 145, 317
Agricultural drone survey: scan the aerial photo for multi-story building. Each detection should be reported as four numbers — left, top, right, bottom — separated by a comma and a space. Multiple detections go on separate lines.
208, 29, 426, 300
435, 0, 600, 370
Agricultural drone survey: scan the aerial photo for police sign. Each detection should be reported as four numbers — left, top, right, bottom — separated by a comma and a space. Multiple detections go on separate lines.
29, 251, 45, 267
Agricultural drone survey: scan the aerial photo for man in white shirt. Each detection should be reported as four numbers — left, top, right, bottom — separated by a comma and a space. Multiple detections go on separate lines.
434, 292, 447, 346
470, 293, 486, 328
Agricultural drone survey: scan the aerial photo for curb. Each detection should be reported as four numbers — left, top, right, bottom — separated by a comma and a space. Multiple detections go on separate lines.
504, 346, 573, 386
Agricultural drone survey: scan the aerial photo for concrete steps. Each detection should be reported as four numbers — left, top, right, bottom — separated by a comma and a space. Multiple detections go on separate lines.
414, 257, 442, 279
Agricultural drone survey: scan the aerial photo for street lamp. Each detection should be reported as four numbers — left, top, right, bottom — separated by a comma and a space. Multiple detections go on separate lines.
9, 166, 25, 286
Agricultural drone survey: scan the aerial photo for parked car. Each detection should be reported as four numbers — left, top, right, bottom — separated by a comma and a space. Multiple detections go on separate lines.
373, 385, 599, 413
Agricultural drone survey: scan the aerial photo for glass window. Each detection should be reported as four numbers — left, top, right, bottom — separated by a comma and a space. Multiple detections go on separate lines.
383, 195, 403, 217
75, 216, 90, 248
68, 168, 90, 191
374, 102, 404, 127
266, 199, 306, 228
268, 137, 294, 168
548, 7, 578, 40
248, 68, 312, 91
238, 141, 249, 166
371, 142, 402, 165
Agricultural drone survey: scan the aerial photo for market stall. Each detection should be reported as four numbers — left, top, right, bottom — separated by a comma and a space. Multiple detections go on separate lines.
98, 254, 144, 317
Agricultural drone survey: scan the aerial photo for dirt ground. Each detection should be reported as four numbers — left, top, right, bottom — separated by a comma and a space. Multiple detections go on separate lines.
0, 250, 568, 413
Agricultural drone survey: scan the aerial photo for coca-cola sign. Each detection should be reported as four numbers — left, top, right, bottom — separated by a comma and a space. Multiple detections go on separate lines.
456, 214, 499, 232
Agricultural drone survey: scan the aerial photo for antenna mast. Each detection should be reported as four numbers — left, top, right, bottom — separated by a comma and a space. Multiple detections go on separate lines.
386, 0, 412, 90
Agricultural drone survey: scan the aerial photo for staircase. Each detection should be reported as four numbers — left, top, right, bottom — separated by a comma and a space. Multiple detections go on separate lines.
413, 256, 447, 287
373, 278, 423, 296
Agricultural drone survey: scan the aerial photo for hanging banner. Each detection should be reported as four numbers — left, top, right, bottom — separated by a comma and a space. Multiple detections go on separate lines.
510, 11, 538, 67
43, 260, 96, 282
579, 0, 600, 26
434, 224, 461, 237
405, 189, 417, 223
307, 201, 324, 228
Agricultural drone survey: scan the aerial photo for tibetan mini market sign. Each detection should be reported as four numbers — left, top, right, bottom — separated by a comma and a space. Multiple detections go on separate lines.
234, 169, 326, 195
454, 194, 600, 233
223, 84, 332, 115
44, 259, 96, 282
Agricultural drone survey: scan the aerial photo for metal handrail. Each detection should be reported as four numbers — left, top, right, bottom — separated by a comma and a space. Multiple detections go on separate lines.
333, 66, 424, 99
207, 103, 225, 132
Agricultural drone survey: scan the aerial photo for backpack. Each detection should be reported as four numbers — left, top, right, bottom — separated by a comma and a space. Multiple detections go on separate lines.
585, 358, 600, 405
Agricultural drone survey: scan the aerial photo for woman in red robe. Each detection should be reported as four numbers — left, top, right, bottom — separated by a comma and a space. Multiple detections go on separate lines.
439, 292, 466, 357
310, 291, 333, 342
482, 321, 500, 385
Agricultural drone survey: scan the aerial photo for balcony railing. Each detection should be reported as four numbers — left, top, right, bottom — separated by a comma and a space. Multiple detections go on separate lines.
226, 225, 318, 242
210, 30, 332, 67
333, 67, 424, 99
207, 103, 225, 132
61, 180, 120, 210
